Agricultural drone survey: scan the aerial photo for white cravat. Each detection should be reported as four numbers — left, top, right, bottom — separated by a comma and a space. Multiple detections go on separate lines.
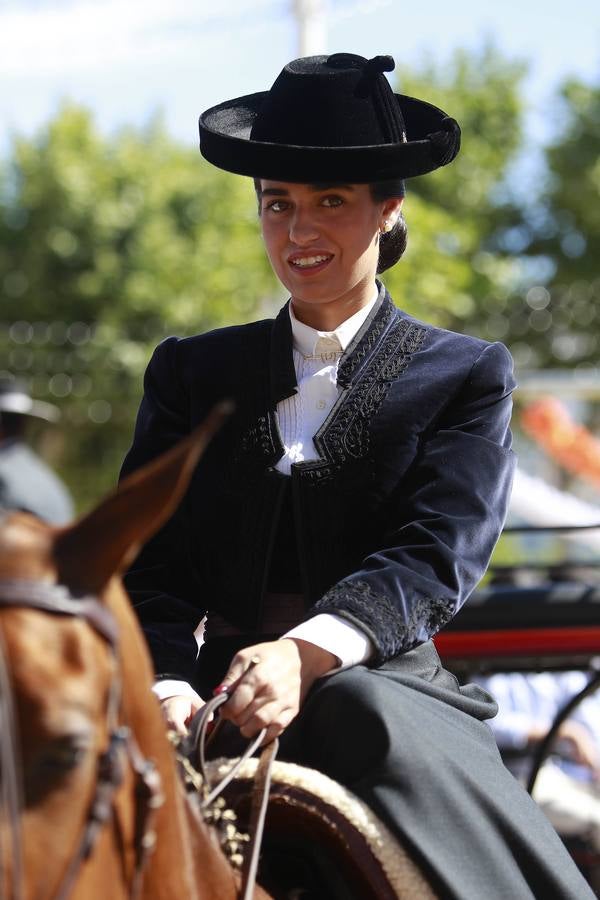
154, 288, 378, 702
275, 293, 378, 475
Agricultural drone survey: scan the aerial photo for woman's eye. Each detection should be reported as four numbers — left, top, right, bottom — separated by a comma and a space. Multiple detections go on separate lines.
265, 200, 289, 213
321, 195, 343, 207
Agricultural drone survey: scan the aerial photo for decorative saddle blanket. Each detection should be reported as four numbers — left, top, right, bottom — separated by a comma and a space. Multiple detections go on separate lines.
204, 756, 437, 900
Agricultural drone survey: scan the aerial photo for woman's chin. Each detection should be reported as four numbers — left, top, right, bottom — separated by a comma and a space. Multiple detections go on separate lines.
285, 272, 337, 298
284, 274, 342, 304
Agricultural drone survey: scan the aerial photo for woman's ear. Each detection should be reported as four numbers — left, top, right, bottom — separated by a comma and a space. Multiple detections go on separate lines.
380, 197, 404, 232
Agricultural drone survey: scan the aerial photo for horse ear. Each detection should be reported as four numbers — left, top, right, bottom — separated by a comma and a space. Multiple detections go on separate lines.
54, 403, 232, 595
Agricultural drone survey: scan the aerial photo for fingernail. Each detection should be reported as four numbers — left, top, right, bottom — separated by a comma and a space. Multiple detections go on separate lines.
213, 683, 229, 696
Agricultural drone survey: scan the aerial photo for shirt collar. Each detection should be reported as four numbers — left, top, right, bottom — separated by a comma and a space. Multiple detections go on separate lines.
289, 285, 379, 357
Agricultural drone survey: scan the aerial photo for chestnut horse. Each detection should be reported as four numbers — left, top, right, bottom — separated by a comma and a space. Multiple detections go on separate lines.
0, 411, 435, 900
0, 408, 272, 900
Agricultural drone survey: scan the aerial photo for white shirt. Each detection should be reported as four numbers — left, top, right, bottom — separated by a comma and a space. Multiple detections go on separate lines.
274, 295, 378, 474
155, 289, 378, 702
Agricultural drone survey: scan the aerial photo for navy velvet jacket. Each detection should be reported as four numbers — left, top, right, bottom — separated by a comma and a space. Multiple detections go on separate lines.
121, 284, 516, 683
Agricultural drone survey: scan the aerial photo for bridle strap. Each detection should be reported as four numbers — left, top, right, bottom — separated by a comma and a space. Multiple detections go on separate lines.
52, 727, 164, 900
52, 727, 130, 900
0, 580, 119, 647
0, 577, 162, 900
128, 739, 165, 900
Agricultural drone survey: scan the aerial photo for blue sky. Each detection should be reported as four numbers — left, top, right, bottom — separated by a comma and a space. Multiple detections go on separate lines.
1, 0, 598, 153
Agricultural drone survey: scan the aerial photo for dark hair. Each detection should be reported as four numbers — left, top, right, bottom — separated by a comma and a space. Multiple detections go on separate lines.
253, 178, 407, 274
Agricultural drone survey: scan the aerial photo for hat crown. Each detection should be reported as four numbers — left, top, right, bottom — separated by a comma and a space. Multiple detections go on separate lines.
198, 51, 461, 183
250, 53, 406, 149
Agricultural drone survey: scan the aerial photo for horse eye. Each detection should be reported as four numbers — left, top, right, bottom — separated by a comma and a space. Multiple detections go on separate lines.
23, 735, 92, 805
40, 738, 90, 772
31, 735, 92, 781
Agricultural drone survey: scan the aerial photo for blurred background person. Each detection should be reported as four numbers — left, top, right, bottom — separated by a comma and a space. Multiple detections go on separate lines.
0, 375, 74, 524
476, 670, 600, 852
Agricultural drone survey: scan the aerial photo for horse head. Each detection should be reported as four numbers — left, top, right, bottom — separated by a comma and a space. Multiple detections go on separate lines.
0, 405, 254, 900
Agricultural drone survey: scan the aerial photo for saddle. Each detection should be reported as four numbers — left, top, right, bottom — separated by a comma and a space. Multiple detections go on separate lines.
180, 695, 437, 900
206, 754, 436, 900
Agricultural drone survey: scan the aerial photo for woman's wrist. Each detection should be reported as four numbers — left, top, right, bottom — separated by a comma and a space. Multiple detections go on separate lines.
284, 637, 339, 679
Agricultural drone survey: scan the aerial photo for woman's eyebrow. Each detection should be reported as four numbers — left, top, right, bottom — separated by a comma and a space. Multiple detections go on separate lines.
259, 183, 355, 197
309, 183, 354, 192
260, 187, 289, 197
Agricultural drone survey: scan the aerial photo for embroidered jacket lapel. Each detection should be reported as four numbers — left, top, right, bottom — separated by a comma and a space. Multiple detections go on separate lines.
260, 285, 427, 483
336, 281, 390, 388
301, 286, 427, 483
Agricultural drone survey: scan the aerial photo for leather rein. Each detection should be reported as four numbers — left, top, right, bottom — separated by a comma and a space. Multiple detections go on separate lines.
184, 691, 279, 900
0, 579, 164, 900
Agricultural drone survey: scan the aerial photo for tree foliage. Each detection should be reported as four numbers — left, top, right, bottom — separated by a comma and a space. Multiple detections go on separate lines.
1, 47, 598, 510
501, 78, 600, 370
0, 107, 278, 508
383, 45, 528, 331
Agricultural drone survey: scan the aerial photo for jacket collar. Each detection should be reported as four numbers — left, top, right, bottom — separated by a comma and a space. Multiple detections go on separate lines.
269, 280, 396, 404
270, 301, 298, 405
289, 288, 379, 357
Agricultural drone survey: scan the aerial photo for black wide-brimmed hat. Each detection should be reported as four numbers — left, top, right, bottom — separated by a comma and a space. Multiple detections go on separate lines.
0, 376, 60, 423
199, 52, 460, 183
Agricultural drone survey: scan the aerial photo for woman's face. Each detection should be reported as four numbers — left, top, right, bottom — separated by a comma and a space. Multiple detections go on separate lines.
258, 180, 402, 324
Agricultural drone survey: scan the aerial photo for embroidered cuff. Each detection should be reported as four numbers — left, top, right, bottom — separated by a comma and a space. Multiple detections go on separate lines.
312, 579, 455, 665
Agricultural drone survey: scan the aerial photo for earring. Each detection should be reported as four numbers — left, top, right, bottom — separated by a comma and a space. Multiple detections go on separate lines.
380, 219, 394, 234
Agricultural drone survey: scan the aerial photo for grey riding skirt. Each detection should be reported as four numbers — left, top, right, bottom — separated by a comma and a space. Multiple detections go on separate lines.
196, 638, 593, 899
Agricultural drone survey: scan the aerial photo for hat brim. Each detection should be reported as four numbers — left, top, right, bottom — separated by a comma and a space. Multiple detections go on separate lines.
0, 393, 60, 423
199, 91, 460, 183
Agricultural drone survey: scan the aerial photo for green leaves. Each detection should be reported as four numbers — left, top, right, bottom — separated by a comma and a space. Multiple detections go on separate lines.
498, 75, 600, 370
1, 46, 598, 510
0, 104, 278, 508
385, 45, 527, 332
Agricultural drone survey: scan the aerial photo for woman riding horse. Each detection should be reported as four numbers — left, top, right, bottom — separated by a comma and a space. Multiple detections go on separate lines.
121, 52, 594, 898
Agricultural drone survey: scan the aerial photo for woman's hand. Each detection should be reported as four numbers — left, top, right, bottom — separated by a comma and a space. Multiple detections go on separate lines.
216, 639, 338, 744
160, 692, 205, 735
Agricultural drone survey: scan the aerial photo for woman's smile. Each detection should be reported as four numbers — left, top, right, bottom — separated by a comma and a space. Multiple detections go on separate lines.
287, 250, 335, 276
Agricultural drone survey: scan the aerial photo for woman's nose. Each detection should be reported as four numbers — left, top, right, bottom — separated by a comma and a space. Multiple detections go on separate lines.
288, 207, 320, 244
